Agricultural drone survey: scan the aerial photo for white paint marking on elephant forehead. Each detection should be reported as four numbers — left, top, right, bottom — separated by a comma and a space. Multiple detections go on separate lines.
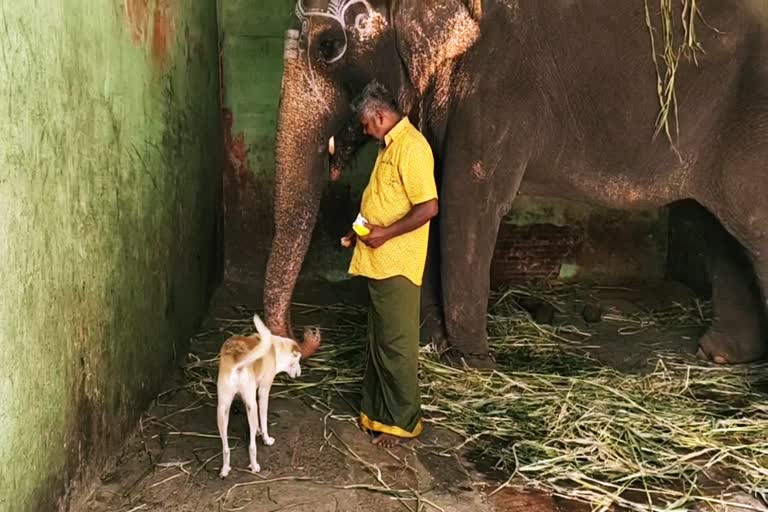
295, 0, 383, 62
349, 12, 389, 59
300, 66, 333, 115
354, 11, 387, 42
294, 18, 334, 114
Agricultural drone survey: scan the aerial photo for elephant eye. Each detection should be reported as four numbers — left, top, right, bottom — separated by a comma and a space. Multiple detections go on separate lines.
317, 37, 345, 63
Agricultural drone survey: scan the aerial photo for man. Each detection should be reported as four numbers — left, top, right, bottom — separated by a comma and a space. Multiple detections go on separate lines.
341, 81, 438, 448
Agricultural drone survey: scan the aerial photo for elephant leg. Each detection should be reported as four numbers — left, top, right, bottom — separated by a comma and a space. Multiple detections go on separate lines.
420, 217, 445, 344
438, 176, 506, 370
697, 124, 768, 364
697, 235, 767, 364
433, 92, 533, 369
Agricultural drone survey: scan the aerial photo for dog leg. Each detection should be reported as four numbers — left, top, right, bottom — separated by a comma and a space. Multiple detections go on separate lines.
217, 388, 235, 478
242, 384, 261, 473
258, 379, 275, 446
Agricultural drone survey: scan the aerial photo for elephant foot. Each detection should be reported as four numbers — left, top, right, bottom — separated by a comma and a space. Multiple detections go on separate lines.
696, 327, 766, 365
420, 304, 446, 344
440, 348, 497, 371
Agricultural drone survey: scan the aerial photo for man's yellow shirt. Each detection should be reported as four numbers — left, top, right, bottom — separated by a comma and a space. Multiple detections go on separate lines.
349, 117, 438, 286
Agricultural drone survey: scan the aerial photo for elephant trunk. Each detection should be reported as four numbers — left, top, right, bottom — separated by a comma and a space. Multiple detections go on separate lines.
264, 30, 341, 339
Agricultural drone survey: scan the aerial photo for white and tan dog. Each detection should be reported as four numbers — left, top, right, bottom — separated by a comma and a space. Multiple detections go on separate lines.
216, 314, 320, 477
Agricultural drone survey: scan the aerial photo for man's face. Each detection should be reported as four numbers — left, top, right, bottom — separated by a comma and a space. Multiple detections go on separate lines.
360, 110, 388, 141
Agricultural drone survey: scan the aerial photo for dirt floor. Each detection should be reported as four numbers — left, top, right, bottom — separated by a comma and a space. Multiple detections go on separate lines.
73, 278, 723, 512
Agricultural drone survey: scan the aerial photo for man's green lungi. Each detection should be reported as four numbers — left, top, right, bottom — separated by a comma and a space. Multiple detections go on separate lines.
359, 276, 423, 438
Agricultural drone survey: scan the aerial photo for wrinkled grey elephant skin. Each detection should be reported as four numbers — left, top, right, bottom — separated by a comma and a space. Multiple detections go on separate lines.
264, 0, 768, 367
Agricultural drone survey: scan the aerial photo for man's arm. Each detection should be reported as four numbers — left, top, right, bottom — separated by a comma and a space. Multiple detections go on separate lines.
360, 199, 438, 249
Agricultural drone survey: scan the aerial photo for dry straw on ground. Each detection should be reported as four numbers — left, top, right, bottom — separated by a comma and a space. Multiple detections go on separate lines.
185, 285, 768, 512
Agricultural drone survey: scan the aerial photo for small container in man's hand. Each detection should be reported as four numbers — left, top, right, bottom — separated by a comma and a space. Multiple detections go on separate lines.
352, 213, 370, 237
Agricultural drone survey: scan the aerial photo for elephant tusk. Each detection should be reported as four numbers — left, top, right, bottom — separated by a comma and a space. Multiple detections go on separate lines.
284, 29, 299, 60
328, 136, 335, 156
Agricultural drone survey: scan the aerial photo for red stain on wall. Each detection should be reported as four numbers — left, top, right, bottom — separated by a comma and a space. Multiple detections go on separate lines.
222, 108, 252, 182
122, 0, 176, 67
124, 0, 150, 46
220, 108, 274, 281
151, 0, 176, 66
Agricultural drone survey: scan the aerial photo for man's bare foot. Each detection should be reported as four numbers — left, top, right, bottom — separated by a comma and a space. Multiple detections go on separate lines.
371, 433, 405, 448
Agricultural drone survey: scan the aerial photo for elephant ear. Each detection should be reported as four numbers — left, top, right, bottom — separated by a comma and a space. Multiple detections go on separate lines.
392, 0, 480, 95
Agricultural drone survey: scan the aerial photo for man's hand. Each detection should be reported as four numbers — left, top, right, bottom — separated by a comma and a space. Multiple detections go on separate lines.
340, 230, 356, 248
355, 199, 438, 250
359, 224, 391, 249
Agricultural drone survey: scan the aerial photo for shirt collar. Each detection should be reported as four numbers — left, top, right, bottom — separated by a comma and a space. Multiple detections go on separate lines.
384, 116, 410, 148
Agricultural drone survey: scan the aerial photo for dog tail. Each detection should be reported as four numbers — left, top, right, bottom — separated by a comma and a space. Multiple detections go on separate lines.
232, 314, 274, 370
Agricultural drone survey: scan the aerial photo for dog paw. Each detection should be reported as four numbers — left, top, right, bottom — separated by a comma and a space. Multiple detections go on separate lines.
249, 462, 261, 473
263, 435, 275, 446
219, 465, 231, 478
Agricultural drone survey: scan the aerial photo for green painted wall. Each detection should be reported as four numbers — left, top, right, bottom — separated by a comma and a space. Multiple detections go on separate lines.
220, 2, 290, 175
0, 1, 223, 510
218, 0, 666, 286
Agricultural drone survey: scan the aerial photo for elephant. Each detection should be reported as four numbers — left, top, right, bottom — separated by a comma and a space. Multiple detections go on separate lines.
263, 0, 768, 368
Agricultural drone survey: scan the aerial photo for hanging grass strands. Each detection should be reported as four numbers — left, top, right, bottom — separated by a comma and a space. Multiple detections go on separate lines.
643, 0, 714, 159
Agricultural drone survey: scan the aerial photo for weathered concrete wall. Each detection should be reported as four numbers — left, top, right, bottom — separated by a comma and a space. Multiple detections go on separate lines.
0, 1, 223, 510
219, 0, 667, 287
494, 196, 668, 286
